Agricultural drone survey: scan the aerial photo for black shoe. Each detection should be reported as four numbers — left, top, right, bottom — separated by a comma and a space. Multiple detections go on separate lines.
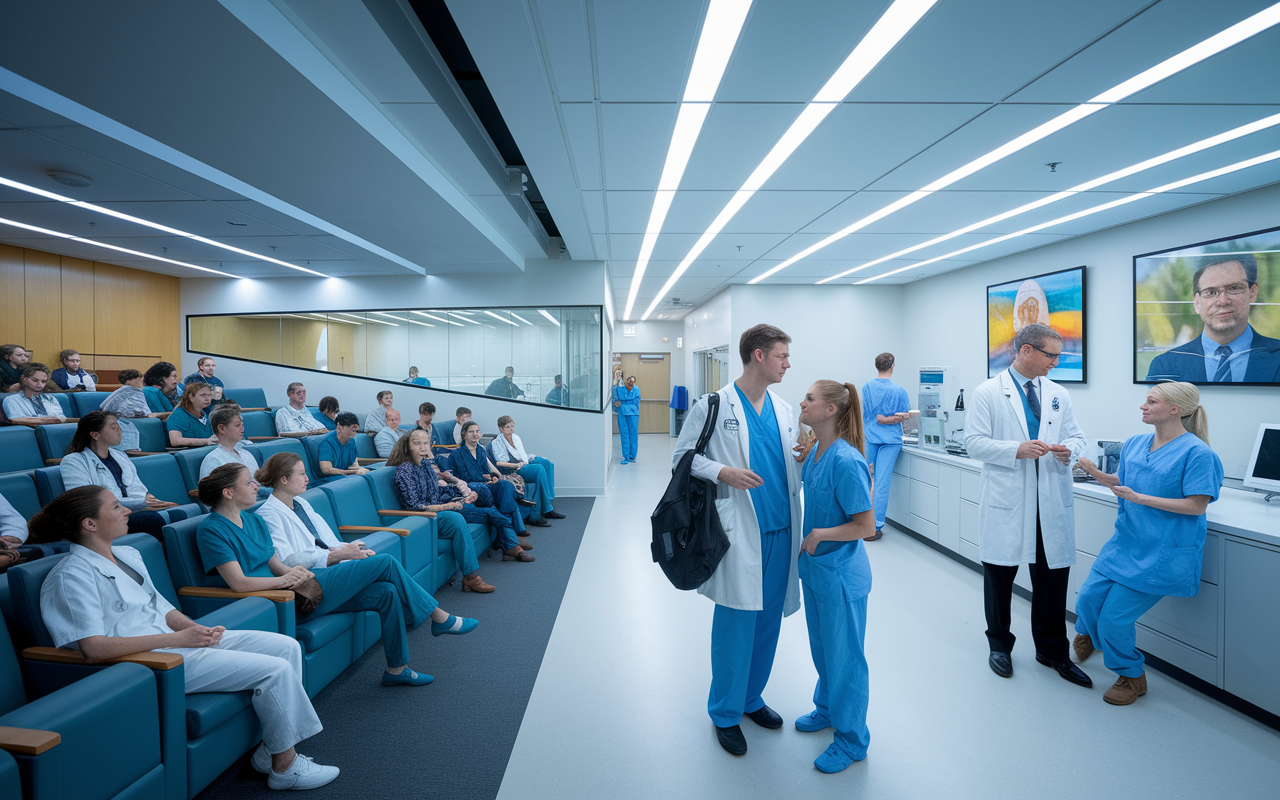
526, 518, 551, 527
544, 510, 566, 519
715, 724, 747, 755
989, 651, 1013, 678
1036, 653, 1093, 688
745, 705, 783, 729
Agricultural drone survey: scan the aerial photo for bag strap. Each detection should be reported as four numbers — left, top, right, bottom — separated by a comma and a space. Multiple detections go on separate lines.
694, 393, 720, 456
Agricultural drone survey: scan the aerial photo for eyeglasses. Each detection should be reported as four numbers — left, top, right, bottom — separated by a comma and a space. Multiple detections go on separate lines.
1032, 345, 1062, 361
1196, 284, 1250, 300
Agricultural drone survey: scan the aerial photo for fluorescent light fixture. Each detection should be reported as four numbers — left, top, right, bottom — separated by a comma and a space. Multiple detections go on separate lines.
0, 215, 238, 278
0, 175, 328, 277
538, 309, 562, 326
309, 313, 358, 325
817, 110, 1280, 283
751, 2, 1280, 285
510, 312, 534, 325
622, 0, 754, 320
374, 311, 433, 327
449, 312, 482, 324
641, 0, 938, 318
412, 311, 465, 326
483, 310, 520, 326
855, 148, 1280, 284
338, 312, 397, 326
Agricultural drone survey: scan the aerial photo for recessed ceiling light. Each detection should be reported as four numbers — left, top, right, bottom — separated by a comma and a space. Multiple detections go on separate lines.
0, 215, 237, 278
47, 170, 91, 188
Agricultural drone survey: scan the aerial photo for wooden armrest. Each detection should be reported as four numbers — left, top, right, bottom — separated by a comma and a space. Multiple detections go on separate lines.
246, 436, 280, 442
44, 457, 63, 466
235, 407, 270, 412
178, 587, 295, 603
0, 726, 60, 755
22, 646, 184, 671
339, 525, 410, 536
187, 489, 200, 500
435, 444, 460, 450
64, 418, 80, 424
356, 457, 383, 466
378, 509, 436, 518
124, 450, 165, 457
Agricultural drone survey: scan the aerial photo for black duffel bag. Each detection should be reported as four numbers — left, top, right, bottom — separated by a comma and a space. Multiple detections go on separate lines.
651, 393, 730, 590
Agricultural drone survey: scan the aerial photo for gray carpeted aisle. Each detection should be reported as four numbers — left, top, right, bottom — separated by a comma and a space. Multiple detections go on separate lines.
197, 496, 595, 799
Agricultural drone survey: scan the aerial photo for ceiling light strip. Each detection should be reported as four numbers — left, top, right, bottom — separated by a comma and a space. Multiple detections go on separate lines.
622, 0, 754, 321
483, 310, 520, 326
339, 312, 396, 326
641, 0, 939, 318
817, 110, 1280, 283
751, 2, 1280, 285
855, 149, 1280, 284
412, 311, 465, 326
538, 309, 562, 326
510, 313, 534, 325
0, 215, 238, 278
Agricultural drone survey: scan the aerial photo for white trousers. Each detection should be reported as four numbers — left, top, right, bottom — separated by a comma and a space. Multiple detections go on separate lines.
163, 629, 322, 754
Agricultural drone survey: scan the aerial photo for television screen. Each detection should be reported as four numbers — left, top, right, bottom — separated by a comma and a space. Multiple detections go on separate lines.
1134, 224, 1280, 385
987, 266, 1086, 382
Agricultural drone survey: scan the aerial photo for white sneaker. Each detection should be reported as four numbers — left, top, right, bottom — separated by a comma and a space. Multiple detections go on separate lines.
267, 753, 340, 790
251, 743, 271, 774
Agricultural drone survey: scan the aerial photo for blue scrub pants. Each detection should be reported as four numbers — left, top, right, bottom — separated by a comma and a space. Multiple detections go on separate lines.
708, 527, 790, 728
802, 580, 871, 761
437, 509, 479, 575
618, 414, 639, 462
1074, 571, 1163, 678
310, 554, 438, 669
864, 442, 902, 530
468, 481, 525, 543
517, 457, 556, 515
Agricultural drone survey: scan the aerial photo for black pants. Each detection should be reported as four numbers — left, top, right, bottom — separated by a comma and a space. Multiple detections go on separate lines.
982, 511, 1070, 662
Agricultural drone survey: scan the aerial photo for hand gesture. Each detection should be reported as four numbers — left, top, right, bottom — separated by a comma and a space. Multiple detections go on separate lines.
463, 490, 479, 504
1046, 443, 1072, 464
1110, 484, 1138, 502
1016, 440, 1050, 459
206, 436, 219, 446
175, 624, 225, 649
279, 566, 314, 589
717, 466, 763, 490
353, 466, 370, 476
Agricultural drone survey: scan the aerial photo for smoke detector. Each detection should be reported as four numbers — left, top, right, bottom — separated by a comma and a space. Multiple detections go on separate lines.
48, 170, 92, 188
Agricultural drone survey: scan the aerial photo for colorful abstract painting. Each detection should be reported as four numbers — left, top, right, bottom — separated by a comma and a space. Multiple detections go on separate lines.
987, 266, 1086, 382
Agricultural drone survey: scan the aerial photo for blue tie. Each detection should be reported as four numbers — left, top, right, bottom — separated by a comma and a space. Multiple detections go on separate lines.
1213, 345, 1233, 382
1024, 380, 1040, 421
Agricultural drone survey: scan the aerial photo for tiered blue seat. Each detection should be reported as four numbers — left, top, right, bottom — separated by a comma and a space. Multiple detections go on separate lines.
307, 407, 336, 431
241, 410, 278, 440
49, 393, 75, 418
319, 477, 436, 590
69, 391, 112, 417
246, 439, 322, 486
34, 423, 78, 465
0, 428, 44, 475
222, 388, 268, 410
133, 417, 168, 453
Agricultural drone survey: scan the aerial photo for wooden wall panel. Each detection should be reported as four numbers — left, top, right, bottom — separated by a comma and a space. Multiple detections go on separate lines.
0, 244, 25, 346
23, 249, 62, 368
61, 256, 96, 366
329, 323, 354, 375
94, 261, 180, 366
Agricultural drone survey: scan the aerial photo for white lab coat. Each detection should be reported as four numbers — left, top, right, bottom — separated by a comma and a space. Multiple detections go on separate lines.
673, 385, 803, 614
41, 544, 177, 648
964, 370, 1086, 569
199, 442, 259, 480
60, 450, 152, 511
0, 492, 27, 542
256, 494, 342, 570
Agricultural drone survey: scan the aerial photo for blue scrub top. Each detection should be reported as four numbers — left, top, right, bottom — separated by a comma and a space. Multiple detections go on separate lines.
734, 385, 791, 533
800, 437, 873, 598
143, 386, 175, 413
166, 407, 210, 440
196, 511, 276, 578
1094, 432, 1223, 597
449, 444, 492, 483
861, 378, 911, 444
614, 385, 641, 416
318, 431, 357, 471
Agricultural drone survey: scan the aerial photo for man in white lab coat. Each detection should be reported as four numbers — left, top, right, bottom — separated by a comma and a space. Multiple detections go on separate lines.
965, 323, 1091, 687
674, 324, 803, 757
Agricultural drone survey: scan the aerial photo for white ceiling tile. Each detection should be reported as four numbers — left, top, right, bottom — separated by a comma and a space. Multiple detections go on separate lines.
591, 232, 609, 260
536, 0, 596, 102
604, 191, 656, 235
593, 0, 701, 102
854, 191, 1063, 235
581, 191, 606, 232
381, 102, 503, 196
797, 190, 914, 234
1124, 25, 1280, 105
720, 191, 852, 235
561, 102, 602, 191
599, 103, 678, 190
680, 103, 806, 191
1027, 192, 1225, 236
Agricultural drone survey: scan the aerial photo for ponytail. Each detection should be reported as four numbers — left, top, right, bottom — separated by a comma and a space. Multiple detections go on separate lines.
198, 463, 247, 508
813, 380, 866, 455
1152, 381, 1210, 444
28, 486, 110, 544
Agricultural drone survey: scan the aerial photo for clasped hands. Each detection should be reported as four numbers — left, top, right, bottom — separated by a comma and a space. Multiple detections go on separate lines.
1017, 440, 1071, 464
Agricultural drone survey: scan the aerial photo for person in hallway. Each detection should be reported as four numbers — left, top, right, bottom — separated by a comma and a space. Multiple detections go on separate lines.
861, 353, 911, 541
965, 322, 1090, 686
490, 414, 565, 519
0, 344, 29, 392
364, 390, 394, 435
166, 381, 217, 447
198, 463, 476, 689
2, 363, 66, 426
795, 380, 876, 774
51, 349, 95, 392
673, 324, 802, 757
375, 408, 406, 458
1073, 382, 1222, 705
32, 485, 341, 790
451, 421, 540, 549
485, 366, 525, 399
274, 383, 328, 438
403, 366, 430, 387
183, 357, 225, 405
545, 373, 570, 406
613, 375, 641, 464
142, 361, 182, 415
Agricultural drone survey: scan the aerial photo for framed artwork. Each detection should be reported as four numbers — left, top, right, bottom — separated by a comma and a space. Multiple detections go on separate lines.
987, 265, 1086, 382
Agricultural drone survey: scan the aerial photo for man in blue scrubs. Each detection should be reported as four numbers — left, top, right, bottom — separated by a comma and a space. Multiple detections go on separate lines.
674, 324, 802, 757
861, 352, 911, 540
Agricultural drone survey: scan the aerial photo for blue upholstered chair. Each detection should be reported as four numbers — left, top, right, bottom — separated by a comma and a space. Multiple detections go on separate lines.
240, 410, 278, 441
221, 388, 268, 411
171, 446, 217, 497
8, 532, 280, 800
133, 417, 168, 453
49, 394, 75, 419
0, 428, 44, 475
306, 408, 336, 432
431, 421, 456, 447
124, 454, 203, 519
319, 477, 436, 590
33, 423, 78, 466
246, 439, 323, 487
69, 391, 112, 417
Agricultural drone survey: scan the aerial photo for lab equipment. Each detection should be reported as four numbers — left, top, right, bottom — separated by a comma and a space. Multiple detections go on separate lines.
918, 367, 964, 454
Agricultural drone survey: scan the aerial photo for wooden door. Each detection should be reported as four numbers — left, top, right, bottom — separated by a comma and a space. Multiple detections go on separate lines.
614, 353, 672, 434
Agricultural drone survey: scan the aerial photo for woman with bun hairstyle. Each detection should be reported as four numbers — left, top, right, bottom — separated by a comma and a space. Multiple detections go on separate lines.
793, 380, 876, 774
1074, 382, 1223, 706
32, 485, 340, 790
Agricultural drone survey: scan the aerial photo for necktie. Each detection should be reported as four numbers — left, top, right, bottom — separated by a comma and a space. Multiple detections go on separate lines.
1024, 380, 1041, 421
1213, 345, 1233, 382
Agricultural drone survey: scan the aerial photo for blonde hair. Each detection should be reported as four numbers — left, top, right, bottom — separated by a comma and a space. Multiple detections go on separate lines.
1151, 382, 1210, 444
813, 380, 865, 455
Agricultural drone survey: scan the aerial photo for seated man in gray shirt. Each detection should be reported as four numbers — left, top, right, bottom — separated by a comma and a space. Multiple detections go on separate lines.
375, 408, 406, 458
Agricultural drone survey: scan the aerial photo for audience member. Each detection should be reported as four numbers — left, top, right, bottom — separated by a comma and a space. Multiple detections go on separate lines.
491, 414, 564, 520
364, 390, 394, 435
0, 344, 27, 392
317, 396, 340, 431
167, 381, 218, 447
403, 366, 430, 387
274, 383, 328, 438
99, 369, 156, 451
375, 408, 405, 458
142, 361, 183, 414
51, 349, 96, 392
198, 462, 477, 687
450, 420, 534, 541
2, 363, 67, 426
485, 366, 525, 399
411, 401, 437, 439
453, 407, 471, 446
545, 374, 569, 406
318, 412, 368, 478
32, 484, 341, 790
199, 405, 262, 482
183, 357, 225, 404
60, 411, 191, 540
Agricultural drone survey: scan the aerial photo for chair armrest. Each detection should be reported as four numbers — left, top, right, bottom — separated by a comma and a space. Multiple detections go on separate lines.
339, 525, 410, 537
65, 418, 80, 424
378, 509, 436, 518
247, 436, 280, 442
356, 457, 383, 466
124, 450, 165, 457
187, 489, 200, 500
236, 407, 270, 412
178, 586, 295, 603
44, 457, 63, 466
22, 646, 183, 671
0, 726, 60, 755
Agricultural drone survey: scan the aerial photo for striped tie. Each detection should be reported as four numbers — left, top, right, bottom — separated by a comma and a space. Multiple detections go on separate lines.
1213, 345, 1233, 382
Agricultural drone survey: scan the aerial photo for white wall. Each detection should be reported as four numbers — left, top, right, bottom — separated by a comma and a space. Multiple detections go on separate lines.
613, 321, 687, 388
682, 288, 733, 386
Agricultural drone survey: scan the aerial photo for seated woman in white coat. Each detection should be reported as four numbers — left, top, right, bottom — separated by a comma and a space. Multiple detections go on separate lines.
61, 411, 198, 541
489, 415, 564, 520
1074, 382, 1222, 706
2, 363, 66, 427
30, 485, 340, 790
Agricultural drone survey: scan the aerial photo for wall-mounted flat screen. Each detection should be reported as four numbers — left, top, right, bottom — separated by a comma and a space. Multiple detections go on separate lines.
1134, 224, 1280, 385
987, 266, 1086, 382
1244, 423, 1280, 495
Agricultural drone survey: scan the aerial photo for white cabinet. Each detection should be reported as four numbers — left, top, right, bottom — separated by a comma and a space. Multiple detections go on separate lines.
937, 466, 961, 552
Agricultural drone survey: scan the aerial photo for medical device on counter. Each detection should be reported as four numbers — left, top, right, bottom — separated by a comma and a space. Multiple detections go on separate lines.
1074, 439, 1124, 482
918, 367, 965, 454
901, 410, 920, 447
1243, 423, 1280, 502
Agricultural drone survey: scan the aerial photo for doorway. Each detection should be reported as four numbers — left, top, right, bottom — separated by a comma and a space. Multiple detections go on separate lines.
613, 352, 672, 434
694, 346, 731, 397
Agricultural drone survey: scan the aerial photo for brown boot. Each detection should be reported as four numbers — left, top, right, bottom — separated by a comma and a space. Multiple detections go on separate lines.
503, 546, 535, 562
517, 536, 533, 551
1073, 634, 1095, 663
462, 572, 495, 593
1103, 673, 1147, 705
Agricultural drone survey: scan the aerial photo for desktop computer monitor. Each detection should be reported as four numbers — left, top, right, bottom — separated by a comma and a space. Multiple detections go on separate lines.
1243, 423, 1280, 496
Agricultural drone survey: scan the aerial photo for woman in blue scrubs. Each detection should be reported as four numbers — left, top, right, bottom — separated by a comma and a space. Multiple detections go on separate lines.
861, 353, 911, 541
1074, 381, 1222, 706
613, 375, 641, 464
795, 380, 877, 774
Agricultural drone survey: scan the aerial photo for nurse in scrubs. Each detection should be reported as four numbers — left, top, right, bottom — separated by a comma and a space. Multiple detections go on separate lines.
795, 380, 877, 773
1074, 382, 1222, 706
613, 375, 641, 464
